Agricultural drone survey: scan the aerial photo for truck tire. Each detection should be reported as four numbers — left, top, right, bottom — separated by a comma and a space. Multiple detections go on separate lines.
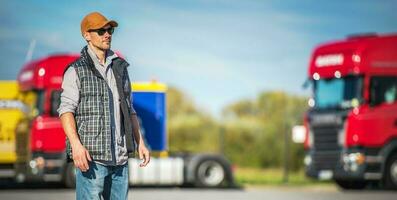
335, 179, 367, 190
193, 156, 232, 187
384, 153, 397, 190
64, 162, 76, 188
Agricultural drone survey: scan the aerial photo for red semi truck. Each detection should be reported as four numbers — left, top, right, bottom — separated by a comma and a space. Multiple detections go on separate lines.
304, 33, 397, 189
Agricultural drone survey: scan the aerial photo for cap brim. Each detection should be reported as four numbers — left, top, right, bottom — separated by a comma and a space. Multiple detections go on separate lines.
91, 20, 118, 30
106, 20, 118, 28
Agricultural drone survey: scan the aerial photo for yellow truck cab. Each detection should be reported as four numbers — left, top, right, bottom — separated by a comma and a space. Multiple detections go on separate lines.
0, 81, 24, 178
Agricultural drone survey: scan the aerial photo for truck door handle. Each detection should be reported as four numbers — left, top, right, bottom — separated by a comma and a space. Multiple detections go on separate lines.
394, 119, 397, 127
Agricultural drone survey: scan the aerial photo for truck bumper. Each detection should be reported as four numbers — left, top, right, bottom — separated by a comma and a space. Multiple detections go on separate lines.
305, 149, 383, 181
15, 152, 66, 183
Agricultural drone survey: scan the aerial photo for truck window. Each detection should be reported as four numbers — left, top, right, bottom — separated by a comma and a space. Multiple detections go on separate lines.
313, 76, 362, 109
50, 90, 62, 117
370, 76, 397, 106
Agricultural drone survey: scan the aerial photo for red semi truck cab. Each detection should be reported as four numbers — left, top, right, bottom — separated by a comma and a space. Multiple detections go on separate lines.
15, 54, 79, 184
304, 33, 397, 189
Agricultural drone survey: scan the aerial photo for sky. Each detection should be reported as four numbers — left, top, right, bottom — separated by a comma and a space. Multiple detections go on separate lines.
1, 0, 396, 117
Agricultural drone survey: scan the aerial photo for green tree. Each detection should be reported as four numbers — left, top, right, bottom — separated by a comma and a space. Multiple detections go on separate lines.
166, 86, 308, 171
222, 91, 308, 170
166, 86, 220, 153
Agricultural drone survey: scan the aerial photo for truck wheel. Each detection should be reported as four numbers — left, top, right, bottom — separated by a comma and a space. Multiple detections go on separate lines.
64, 163, 76, 188
194, 157, 231, 187
335, 180, 367, 190
384, 153, 397, 190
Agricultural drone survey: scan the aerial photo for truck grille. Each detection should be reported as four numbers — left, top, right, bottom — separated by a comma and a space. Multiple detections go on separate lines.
311, 126, 341, 170
312, 126, 340, 151
312, 152, 340, 170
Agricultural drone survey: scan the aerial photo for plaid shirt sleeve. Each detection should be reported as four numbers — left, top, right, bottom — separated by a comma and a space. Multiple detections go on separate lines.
58, 67, 80, 116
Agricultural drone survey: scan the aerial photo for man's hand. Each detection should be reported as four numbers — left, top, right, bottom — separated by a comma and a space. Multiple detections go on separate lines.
60, 113, 91, 172
131, 114, 150, 167
138, 144, 150, 167
71, 142, 92, 172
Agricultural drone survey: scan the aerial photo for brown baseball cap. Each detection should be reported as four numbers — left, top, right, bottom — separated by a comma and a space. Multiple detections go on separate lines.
80, 12, 118, 36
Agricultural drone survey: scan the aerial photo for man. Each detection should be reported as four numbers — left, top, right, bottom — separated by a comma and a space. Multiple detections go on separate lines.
58, 12, 150, 200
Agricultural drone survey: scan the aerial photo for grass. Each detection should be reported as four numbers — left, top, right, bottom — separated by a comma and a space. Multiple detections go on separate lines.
234, 167, 332, 187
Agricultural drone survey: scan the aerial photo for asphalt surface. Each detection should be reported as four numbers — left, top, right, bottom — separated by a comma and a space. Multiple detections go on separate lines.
0, 185, 396, 200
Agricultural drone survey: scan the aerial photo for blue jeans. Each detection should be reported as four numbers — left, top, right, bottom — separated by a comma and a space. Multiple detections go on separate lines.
75, 161, 129, 200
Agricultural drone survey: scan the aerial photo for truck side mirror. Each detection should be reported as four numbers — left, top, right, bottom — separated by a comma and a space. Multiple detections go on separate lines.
302, 78, 311, 90
292, 125, 306, 143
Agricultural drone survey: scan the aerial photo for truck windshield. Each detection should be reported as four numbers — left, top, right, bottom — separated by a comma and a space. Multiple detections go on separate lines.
314, 76, 362, 109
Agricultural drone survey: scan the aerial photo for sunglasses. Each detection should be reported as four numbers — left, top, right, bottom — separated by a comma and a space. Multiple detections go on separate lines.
89, 27, 114, 36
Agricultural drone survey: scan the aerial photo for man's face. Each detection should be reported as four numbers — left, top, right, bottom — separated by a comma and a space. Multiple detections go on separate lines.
84, 24, 113, 50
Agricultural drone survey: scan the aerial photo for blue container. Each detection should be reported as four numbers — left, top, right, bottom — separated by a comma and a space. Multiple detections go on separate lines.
131, 84, 167, 152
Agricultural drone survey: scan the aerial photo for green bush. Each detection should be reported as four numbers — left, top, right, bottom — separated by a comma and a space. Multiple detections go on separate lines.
167, 87, 308, 171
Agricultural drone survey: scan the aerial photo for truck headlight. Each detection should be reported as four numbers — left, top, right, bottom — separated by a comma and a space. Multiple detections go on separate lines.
342, 152, 365, 172
29, 156, 45, 175
304, 155, 312, 166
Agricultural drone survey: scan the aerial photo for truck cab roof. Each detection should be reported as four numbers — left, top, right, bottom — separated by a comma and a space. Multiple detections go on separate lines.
309, 33, 397, 79
17, 54, 79, 91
